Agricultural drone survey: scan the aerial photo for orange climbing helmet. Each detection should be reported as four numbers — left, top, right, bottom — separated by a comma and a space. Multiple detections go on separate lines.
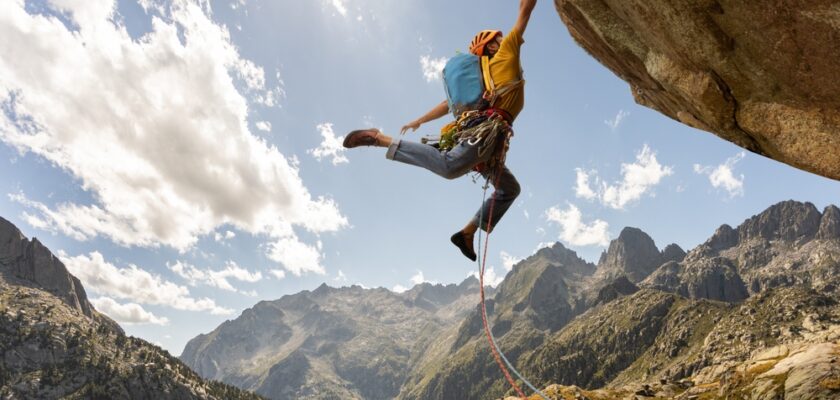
469, 30, 502, 56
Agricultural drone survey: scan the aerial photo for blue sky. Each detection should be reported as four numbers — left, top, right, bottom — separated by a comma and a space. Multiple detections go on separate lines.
1, 0, 838, 355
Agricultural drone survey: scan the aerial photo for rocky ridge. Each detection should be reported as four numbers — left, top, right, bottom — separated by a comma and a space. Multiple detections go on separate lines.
0, 217, 263, 400
553, 0, 840, 180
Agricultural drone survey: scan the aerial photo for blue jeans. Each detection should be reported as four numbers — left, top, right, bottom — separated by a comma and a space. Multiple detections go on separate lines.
386, 138, 520, 232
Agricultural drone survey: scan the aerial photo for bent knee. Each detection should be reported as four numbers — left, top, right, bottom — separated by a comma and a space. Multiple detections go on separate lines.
506, 180, 521, 198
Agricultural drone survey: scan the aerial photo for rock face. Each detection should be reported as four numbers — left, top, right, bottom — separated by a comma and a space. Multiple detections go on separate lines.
596, 227, 668, 283
0, 218, 261, 400
554, 0, 840, 180
0, 217, 92, 318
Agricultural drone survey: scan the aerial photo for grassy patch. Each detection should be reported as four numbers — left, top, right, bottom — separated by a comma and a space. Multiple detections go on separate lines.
745, 360, 777, 377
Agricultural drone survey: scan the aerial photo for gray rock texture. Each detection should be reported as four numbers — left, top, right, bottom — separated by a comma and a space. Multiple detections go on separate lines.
0, 217, 92, 319
554, 0, 840, 180
596, 227, 665, 283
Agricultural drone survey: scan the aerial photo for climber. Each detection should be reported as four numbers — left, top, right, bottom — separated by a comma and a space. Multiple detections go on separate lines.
343, 0, 537, 261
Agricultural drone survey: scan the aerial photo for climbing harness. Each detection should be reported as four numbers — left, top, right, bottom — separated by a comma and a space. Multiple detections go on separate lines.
475, 132, 550, 400
423, 108, 512, 159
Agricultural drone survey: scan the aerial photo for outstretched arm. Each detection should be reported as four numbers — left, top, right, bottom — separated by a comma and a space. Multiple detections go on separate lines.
401, 100, 449, 134
513, 0, 537, 36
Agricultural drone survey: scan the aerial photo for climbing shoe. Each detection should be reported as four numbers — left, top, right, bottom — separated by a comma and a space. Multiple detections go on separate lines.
343, 129, 383, 148
450, 231, 477, 262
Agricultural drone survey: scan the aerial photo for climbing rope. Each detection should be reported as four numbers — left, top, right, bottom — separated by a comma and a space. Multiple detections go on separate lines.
474, 132, 550, 400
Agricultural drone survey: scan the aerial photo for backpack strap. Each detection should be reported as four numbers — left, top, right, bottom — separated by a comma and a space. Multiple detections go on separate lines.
480, 56, 524, 107
480, 56, 495, 95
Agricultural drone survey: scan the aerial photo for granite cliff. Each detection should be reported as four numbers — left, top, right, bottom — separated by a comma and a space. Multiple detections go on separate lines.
554, 0, 840, 180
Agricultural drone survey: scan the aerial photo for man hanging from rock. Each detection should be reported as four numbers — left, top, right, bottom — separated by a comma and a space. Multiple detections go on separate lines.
343, 0, 537, 261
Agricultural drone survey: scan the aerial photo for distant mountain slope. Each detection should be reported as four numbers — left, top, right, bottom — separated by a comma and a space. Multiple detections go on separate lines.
179, 278, 482, 399
0, 217, 262, 400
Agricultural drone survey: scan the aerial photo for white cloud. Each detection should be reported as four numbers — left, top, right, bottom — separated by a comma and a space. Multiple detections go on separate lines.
574, 168, 597, 200
604, 109, 630, 131
334, 269, 347, 282
90, 297, 169, 325
390, 270, 436, 293
230, 0, 247, 11
693, 152, 745, 198
63, 251, 232, 315
467, 267, 505, 288
420, 55, 448, 83
330, 0, 348, 16
574, 145, 673, 210
168, 260, 261, 294
500, 251, 521, 272
267, 237, 325, 276
533, 242, 555, 252
0, 1, 344, 276
308, 123, 348, 166
255, 121, 272, 132
361, 115, 376, 127
410, 270, 437, 286
213, 230, 236, 242
269, 269, 286, 279
545, 203, 610, 247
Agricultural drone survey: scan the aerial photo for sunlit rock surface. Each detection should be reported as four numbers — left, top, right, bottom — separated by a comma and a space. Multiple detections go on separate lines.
554, 0, 840, 180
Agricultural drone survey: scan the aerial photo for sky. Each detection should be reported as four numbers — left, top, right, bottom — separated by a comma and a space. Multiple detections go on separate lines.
1, 0, 838, 355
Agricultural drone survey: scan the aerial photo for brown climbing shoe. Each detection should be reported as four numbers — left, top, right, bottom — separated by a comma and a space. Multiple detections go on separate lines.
343, 129, 383, 148
450, 231, 477, 262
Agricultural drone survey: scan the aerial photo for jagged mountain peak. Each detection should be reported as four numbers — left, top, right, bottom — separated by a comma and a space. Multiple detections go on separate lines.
818, 204, 840, 240
459, 274, 480, 288
737, 200, 822, 242
312, 282, 331, 296
661, 243, 686, 263
0, 217, 94, 319
530, 242, 593, 269
705, 223, 739, 252
597, 226, 662, 283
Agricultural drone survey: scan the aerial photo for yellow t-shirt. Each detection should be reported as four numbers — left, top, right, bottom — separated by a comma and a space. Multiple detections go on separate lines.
488, 28, 525, 122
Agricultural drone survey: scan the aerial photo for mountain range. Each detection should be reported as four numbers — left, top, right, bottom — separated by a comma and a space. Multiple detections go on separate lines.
180, 200, 840, 399
2, 200, 838, 399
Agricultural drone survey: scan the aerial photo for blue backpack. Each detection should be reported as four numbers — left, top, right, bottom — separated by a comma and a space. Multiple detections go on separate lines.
442, 53, 487, 118
442, 53, 524, 119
